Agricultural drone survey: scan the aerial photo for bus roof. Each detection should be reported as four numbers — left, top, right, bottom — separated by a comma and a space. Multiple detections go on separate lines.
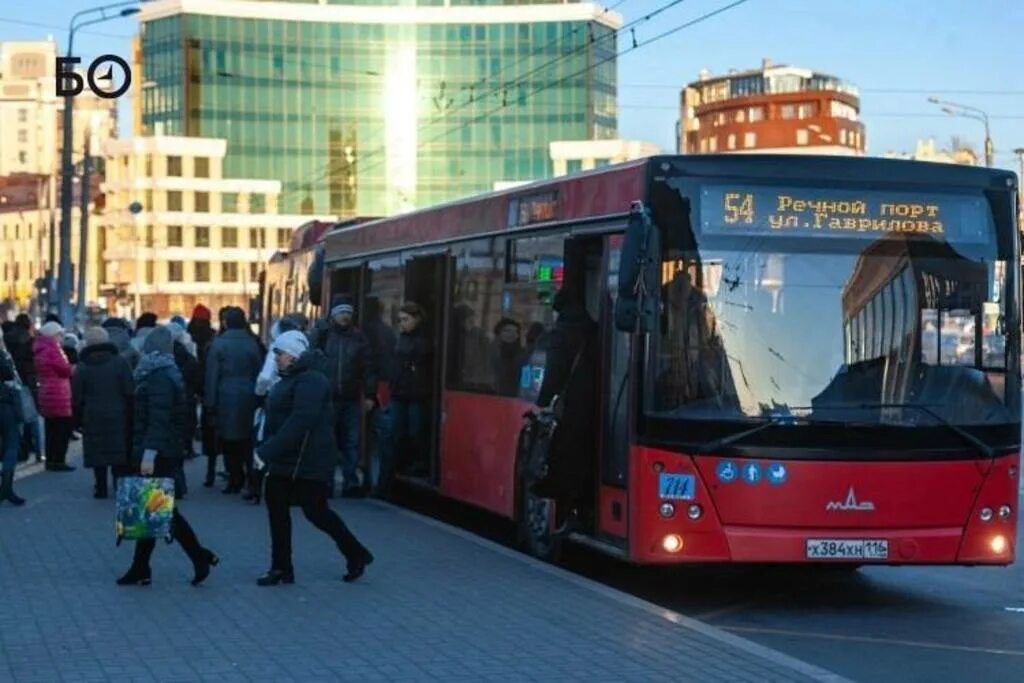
323, 154, 1017, 264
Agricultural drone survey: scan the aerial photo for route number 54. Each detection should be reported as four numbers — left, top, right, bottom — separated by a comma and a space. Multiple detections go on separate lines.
724, 193, 754, 225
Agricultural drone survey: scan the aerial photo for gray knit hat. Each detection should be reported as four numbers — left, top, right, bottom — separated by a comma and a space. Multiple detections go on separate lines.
142, 325, 173, 355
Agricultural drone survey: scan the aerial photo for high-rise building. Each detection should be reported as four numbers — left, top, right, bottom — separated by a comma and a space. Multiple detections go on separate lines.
99, 136, 332, 319
137, 0, 619, 217
678, 59, 865, 156
883, 139, 978, 165
0, 40, 117, 177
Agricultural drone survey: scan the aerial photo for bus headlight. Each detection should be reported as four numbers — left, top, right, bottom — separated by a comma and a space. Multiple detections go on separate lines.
990, 534, 1007, 554
998, 505, 1013, 520
659, 503, 676, 518
979, 507, 994, 522
687, 504, 703, 520
661, 534, 683, 553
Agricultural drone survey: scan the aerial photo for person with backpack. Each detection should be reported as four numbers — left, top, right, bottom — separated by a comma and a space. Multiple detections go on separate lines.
311, 295, 378, 497
254, 330, 373, 586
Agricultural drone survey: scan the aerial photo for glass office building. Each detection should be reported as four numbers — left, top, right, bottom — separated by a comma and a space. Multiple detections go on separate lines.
138, 0, 619, 216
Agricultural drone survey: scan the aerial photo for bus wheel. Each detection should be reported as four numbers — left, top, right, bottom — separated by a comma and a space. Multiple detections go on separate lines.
519, 484, 564, 563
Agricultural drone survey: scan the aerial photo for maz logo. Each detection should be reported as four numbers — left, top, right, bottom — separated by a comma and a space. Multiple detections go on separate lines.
826, 487, 875, 512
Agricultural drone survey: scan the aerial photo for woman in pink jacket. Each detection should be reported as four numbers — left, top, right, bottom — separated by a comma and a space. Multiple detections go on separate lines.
35, 322, 75, 472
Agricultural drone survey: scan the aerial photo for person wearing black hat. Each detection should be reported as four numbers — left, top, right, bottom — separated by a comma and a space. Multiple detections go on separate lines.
311, 294, 378, 497
204, 307, 263, 496
117, 325, 219, 586
530, 288, 598, 529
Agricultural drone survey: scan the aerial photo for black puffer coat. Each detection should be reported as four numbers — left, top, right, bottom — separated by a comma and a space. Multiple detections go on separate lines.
132, 353, 189, 462
3, 324, 35, 390
72, 343, 134, 468
258, 351, 336, 484
313, 321, 378, 401
391, 328, 432, 400
204, 328, 262, 441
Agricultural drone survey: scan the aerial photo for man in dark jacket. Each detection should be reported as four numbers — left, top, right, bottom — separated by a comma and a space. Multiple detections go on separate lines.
532, 289, 598, 520
312, 294, 378, 497
72, 327, 134, 498
388, 302, 432, 480
116, 325, 218, 587
204, 307, 263, 495
4, 315, 40, 461
255, 330, 373, 586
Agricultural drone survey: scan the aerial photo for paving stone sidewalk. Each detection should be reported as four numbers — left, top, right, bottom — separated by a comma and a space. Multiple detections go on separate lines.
0, 449, 846, 682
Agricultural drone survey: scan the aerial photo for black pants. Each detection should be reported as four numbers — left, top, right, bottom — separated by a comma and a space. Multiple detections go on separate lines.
222, 438, 251, 490
265, 474, 369, 573
44, 417, 73, 466
93, 465, 133, 494
128, 456, 205, 570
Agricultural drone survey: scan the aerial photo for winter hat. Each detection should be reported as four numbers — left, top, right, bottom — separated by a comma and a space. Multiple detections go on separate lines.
63, 333, 80, 349
143, 325, 173, 355
39, 321, 63, 338
83, 326, 109, 347
136, 312, 158, 330
101, 317, 131, 331
224, 307, 248, 330
167, 321, 186, 342
330, 294, 355, 318
191, 304, 212, 321
170, 315, 187, 328
271, 330, 309, 359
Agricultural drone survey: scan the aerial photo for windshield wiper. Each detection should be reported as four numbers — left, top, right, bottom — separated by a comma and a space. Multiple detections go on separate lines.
813, 402, 997, 458
693, 417, 796, 454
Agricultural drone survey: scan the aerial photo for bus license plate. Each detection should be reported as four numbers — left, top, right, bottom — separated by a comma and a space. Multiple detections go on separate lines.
806, 539, 888, 560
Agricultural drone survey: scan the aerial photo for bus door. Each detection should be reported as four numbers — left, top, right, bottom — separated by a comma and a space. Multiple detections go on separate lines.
403, 252, 454, 485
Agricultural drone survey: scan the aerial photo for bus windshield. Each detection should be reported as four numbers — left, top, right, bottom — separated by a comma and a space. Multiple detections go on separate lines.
646, 181, 1018, 431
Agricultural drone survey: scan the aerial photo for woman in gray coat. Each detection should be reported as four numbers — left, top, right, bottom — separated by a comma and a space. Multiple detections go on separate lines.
204, 307, 262, 495
72, 327, 134, 498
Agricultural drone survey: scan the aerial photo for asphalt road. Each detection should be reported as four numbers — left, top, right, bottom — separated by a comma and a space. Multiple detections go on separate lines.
399, 486, 1024, 683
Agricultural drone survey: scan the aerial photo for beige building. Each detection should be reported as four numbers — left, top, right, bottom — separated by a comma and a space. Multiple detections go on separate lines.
0, 174, 93, 313
0, 40, 117, 177
550, 139, 661, 176
100, 136, 333, 319
883, 138, 978, 166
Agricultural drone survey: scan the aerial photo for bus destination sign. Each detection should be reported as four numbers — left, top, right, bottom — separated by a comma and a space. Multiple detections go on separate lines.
700, 185, 990, 243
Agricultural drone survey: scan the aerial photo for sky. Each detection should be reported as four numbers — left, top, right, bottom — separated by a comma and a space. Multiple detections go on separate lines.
1, 0, 1021, 173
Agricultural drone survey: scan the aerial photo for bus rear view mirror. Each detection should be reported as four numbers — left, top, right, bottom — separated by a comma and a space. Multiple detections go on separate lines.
615, 202, 659, 334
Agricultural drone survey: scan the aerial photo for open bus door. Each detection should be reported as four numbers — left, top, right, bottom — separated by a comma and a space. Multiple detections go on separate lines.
403, 252, 454, 486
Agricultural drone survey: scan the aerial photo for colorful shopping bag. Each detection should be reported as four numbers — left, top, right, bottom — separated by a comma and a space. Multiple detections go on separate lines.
115, 476, 175, 545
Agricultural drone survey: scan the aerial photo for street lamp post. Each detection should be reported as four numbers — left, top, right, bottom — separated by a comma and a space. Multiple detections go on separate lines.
57, 1, 140, 327
928, 97, 993, 167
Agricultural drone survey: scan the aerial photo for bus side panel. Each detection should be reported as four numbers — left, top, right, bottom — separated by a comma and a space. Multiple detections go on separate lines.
439, 391, 531, 518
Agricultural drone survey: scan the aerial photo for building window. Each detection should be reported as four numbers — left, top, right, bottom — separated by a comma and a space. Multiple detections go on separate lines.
195, 226, 210, 247
748, 106, 764, 122
713, 112, 727, 127
249, 262, 260, 282
222, 227, 238, 248
17, 109, 26, 123
699, 138, 708, 153
168, 261, 183, 282
167, 156, 182, 176
780, 104, 796, 120
17, 151, 27, 164
708, 136, 718, 152
840, 129, 848, 145
28, 224, 33, 239
145, 224, 154, 247
195, 192, 209, 212
145, 261, 154, 284
17, 130, 27, 143
744, 131, 757, 148
195, 262, 209, 282
250, 194, 266, 213
194, 157, 209, 178
735, 109, 746, 123
222, 262, 238, 282
796, 129, 809, 146
277, 228, 291, 248
222, 192, 238, 212
145, 156, 152, 177
727, 134, 737, 150
797, 103, 817, 119
167, 225, 183, 246
168, 191, 182, 211
249, 228, 263, 249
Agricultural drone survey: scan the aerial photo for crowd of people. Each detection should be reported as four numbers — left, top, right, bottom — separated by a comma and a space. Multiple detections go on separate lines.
0, 298, 408, 586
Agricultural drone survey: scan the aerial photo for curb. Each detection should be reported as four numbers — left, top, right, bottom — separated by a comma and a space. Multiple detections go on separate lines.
369, 499, 853, 683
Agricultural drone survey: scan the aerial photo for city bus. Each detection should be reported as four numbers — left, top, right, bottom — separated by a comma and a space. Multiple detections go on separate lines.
318, 155, 1020, 566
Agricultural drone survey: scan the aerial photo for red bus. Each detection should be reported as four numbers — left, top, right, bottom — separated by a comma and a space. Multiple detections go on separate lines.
320, 155, 1021, 566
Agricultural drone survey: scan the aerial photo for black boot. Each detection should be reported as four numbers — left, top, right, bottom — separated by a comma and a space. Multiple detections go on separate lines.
191, 549, 219, 587
203, 455, 216, 487
257, 568, 295, 586
93, 467, 109, 499
343, 549, 374, 583
0, 471, 25, 506
117, 540, 154, 586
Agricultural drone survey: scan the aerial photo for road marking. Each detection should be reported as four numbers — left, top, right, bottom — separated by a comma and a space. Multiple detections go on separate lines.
373, 500, 852, 683
722, 625, 1024, 657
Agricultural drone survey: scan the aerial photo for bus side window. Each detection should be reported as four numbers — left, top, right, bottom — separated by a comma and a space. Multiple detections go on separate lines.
448, 238, 504, 394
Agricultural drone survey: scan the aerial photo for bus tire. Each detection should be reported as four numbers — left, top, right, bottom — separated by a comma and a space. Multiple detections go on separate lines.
518, 479, 564, 564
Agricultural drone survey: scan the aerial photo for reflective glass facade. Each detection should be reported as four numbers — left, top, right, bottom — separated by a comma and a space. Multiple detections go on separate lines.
140, 4, 617, 216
